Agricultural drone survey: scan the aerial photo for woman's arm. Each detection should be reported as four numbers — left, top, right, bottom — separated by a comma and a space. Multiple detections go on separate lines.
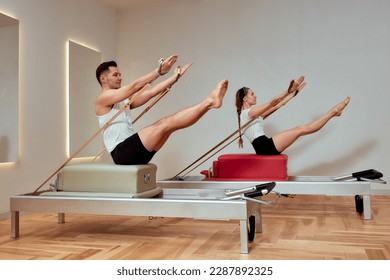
262, 91, 294, 119
261, 76, 306, 119
247, 97, 280, 119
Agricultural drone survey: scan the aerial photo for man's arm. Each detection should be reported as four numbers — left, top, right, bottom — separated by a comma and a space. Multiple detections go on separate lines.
96, 55, 178, 109
130, 63, 192, 109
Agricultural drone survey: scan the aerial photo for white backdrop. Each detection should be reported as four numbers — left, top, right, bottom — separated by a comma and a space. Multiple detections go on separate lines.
1, 0, 389, 216
116, 0, 390, 192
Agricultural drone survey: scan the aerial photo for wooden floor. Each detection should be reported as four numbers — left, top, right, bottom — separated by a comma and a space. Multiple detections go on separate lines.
0, 195, 389, 260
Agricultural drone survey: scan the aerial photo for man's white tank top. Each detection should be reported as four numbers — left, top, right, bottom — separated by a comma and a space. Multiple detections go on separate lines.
97, 99, 135, 153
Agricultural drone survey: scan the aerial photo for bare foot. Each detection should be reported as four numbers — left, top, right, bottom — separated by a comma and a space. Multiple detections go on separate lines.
208, 79, 229, 109
332, 96, 350, 116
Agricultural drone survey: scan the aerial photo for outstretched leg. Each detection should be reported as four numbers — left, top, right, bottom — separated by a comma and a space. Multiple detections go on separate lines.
272, 97, 350, 153
138, 79, 228, 152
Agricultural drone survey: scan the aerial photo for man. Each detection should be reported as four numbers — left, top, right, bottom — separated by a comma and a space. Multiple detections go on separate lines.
95, 54, 228, 165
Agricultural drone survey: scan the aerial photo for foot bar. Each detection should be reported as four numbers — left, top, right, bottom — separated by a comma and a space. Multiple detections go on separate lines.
225, 182, 276, 197
223, 182, 281, 205
333, 169, 386, 184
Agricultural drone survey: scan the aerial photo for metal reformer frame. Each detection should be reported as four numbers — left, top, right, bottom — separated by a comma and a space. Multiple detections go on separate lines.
157, 172, 385, 221
9, 169, 386, 254
10, 182, 279, 254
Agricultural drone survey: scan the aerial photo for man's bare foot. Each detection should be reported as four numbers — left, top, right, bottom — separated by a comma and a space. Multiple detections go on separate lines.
208, 79, 229, 109
332, 96, 350, 116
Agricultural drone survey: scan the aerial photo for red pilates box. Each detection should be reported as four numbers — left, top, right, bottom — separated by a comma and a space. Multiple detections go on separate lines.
201, 154, 288, 181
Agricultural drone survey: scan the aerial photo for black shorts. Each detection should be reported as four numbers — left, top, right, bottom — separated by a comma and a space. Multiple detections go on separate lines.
110, 133, 156, 165
251, 135, 280, 155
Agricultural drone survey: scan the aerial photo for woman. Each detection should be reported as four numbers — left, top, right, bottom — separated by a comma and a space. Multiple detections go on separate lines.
235, 76, 350, 155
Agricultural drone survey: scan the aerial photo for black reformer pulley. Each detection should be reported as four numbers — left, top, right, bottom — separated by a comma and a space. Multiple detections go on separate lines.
333, 169, 386, 214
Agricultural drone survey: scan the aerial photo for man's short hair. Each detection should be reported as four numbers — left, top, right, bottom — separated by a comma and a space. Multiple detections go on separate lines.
96, 61, 117, 85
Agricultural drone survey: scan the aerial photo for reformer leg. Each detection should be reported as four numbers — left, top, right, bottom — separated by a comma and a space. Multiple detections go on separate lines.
11, 211, 19, 238
58, 213, 65, 224
239, 219, 249, 254
355, 195, 364, 213
248, 215, 256, 242
354, 195, 371, 220
363, 195, 371, 220
247, 201, 262, 233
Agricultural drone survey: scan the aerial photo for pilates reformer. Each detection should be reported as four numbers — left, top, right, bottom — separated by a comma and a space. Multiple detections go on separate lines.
9, 70, 386, 255
162, 154, 386, 221
10, 160, 385, 254
10, 162, 281, 254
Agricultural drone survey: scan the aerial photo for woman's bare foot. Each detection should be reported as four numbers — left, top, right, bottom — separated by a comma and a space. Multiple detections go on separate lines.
331, 96, 350, 116
208, 79, 229, 109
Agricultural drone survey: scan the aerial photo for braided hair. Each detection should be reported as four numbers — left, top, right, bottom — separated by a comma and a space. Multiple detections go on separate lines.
235, 87, 249, 148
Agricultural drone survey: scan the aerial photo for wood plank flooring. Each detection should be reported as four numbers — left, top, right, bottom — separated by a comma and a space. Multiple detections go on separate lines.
0, 195, 389, 260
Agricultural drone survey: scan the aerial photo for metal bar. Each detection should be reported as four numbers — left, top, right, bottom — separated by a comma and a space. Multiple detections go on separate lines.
11, 195, 247, 220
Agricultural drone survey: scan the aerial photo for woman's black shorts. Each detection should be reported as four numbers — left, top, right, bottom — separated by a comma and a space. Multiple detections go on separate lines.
251, 135, 280, 155
110, 133, 156, 165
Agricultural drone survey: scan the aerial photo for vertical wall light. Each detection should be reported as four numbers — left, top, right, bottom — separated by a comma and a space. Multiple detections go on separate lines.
66, 40, 101, 160
0, 12, 19, 166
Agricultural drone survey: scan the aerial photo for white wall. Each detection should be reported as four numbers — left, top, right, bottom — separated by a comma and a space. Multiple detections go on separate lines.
117, 0, 390, 191
0, 0, 118, 215
1, 0, 389, 216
